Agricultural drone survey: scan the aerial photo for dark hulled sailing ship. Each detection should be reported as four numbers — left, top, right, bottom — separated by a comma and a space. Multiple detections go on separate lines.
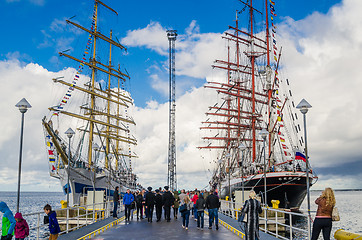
199, 0, 317, 208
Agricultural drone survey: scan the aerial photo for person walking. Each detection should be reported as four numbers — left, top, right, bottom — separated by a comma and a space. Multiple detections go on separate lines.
240, 190, 262, 240
123, 189, 135, 222
113, 186, 120, 218
311, 187, 336, 240
136, 191, 144, 220
14, 212, 29, 240
179, 189, 187, 203
43, 204, 60, 240
155, 189, 163, 222
180, 195, 193, 230
196, 193, 206, 230
206, 190, 220, 230
191, 191, 199, 220
173, 191, 180, 219
145, 187, 155, 222
0, 202, 15, 240
162, 186, 174, 222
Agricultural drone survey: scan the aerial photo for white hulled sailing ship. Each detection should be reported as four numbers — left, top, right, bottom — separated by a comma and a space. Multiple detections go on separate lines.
200, 0, 317, 208
42, 0, 140, 206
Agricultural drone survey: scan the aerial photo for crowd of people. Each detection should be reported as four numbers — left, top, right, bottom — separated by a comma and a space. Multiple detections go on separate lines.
113, 186, 221, 230
0, 186, 337, 239
0, 202, 59, 240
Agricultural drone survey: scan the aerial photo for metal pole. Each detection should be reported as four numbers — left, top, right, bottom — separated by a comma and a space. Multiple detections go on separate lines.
263, 138, 267, 231
263, 139, 267, 206
16, 112, 25, 213
67, 137, 71, 205
66, 137, 71, 233
241, 150, 244, 203
303, 113, 311, 239
228, 157, 231, 201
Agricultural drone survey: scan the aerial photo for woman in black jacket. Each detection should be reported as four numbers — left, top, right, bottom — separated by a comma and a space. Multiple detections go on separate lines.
195, 193, 206, 230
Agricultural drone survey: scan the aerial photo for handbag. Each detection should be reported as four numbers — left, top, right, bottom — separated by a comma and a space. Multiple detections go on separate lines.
332, 206, 340, 221
179, 203, 187, 213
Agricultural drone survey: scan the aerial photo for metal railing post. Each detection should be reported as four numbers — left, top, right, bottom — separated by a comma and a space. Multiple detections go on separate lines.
86, 207, 88, 226
77, 206, 80, 228
66, 207, 69, 233
289, 212, 293, 239
36, 212, 40, 240
264, 208, 267, 233
275, 209, 278, 236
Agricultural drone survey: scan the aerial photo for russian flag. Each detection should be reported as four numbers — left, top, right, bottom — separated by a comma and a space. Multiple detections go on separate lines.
295, 151, 306, 162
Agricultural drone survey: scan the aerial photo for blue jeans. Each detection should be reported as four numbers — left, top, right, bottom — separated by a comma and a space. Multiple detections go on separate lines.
208, 208, 218, 227
193, 204, 198, 218
197, 211, 204, 228
181, 210, 190, 227
113, 201, 118, 217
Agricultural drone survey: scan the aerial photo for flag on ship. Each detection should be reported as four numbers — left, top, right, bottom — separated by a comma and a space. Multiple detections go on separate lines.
295, 151, 306, 162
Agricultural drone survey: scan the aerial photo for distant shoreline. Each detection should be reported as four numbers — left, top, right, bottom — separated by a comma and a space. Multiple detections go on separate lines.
311, 189, 362, 192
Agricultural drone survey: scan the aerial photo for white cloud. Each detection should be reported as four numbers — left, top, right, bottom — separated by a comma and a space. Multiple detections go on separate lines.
1, 0, 362, 192
277, 0, 362, 168
121, 21, 169, 55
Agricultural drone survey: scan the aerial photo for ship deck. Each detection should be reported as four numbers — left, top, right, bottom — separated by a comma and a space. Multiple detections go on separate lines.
59, 211, 278, 240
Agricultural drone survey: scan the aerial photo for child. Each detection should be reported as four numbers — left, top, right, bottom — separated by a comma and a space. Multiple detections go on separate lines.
14, 213, 29, 240
0, 201, 15, 240
43, 204, 60, 240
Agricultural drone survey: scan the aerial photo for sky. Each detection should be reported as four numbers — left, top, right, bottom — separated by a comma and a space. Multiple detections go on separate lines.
1, 0, 361, 194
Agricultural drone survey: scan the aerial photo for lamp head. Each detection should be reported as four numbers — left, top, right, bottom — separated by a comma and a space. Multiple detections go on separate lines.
259, 128, 268, 140
15, 98, 32, 114
296, 99, 312, 114
238, 143, 247, 151
92, 143, 100, 151
65, 128, 75, 139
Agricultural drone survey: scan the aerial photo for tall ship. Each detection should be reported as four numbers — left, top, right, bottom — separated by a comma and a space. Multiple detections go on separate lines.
199, 0, 317, 208
42, 0, 140, 206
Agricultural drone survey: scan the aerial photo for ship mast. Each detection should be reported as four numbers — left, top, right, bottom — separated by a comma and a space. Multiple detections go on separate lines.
46, 0, 138, 171
200, 0, 269, 187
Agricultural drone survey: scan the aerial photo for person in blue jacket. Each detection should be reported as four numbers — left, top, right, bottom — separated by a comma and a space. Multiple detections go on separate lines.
123, 189, 135, 222
43, 204, 60, 240
0, 202, 15, 240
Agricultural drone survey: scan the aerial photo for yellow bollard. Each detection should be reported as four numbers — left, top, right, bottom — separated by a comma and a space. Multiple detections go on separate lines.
334, 229, 362, 240
60, 200, 68, 209
271, 200, 280, 209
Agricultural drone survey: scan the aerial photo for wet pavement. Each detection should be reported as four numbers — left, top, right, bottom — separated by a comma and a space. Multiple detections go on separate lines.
90, 212, 241, 239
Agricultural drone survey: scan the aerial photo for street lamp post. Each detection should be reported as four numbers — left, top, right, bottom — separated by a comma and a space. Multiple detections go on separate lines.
238, 143, 247, 203
259, 128, 268, 207
64, 127, 74, 233
92, 143, 100, 221
296, 99, 312, 239
225, 153, 231, 202
65, 128, 75, 206
259, 128, 268, 231
15, 98, 31, 213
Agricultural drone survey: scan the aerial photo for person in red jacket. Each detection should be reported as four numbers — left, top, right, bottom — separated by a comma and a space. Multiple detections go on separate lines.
14, 213, 29, 240
191, 192, 199, 219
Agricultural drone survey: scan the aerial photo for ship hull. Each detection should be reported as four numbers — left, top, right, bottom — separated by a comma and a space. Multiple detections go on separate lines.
221, 171, 314, 208
59, 167, 138, 206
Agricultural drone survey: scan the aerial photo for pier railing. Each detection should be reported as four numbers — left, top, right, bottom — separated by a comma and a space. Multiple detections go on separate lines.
22, 200, 123, 240
219, 200, 310, 240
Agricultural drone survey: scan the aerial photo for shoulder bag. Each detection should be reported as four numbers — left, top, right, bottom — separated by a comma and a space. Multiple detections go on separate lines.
332, 206, 340, 221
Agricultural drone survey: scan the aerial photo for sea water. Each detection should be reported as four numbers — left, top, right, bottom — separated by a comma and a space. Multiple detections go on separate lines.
302, 190, 362, 236
0, 191, 64, 239
0, 190, 361, 239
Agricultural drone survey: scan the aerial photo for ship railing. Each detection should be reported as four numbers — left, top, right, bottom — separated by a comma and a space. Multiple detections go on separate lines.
21, 200, 124, 240
219, 200, 310, 240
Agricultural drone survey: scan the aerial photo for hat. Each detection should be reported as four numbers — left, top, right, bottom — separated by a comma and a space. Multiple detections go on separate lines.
155, 189, 160, 193
164, 186, 169, 190
147, 187, 152, 191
